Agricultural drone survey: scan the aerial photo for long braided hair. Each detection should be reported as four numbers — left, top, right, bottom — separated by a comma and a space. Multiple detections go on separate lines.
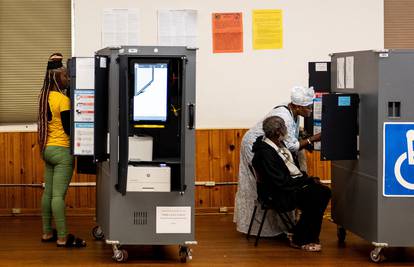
37, 53, 67, 152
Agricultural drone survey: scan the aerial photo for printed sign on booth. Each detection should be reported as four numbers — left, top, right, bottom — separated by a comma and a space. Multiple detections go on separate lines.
383, 122, 414, 197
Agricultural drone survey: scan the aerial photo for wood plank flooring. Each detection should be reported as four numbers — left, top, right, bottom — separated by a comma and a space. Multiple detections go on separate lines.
0, 215, 413, 266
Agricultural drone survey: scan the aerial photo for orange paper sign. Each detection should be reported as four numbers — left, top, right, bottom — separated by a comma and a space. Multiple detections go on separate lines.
212, 12, 243, 53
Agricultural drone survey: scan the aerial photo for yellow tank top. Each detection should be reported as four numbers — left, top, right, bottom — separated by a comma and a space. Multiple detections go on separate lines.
46, 91, 71, 147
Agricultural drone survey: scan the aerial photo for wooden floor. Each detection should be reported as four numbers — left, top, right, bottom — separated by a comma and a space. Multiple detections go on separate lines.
1, 215, 414, 266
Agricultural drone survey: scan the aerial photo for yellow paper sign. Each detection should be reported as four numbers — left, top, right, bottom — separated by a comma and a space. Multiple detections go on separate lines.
252, 9, 283, 50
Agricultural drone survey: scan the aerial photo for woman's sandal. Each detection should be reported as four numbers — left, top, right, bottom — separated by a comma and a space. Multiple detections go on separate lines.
41, 229, 57, 242
286, 232, 293, 242
301, 243, 322, 252
290, 241, 322, 252
56, 234, 86, 248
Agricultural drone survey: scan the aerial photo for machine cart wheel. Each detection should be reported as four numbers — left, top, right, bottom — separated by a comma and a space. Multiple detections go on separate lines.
337, 226, 346, 243
92, 226, 105, 240
179, 245, 192, 263
112, 244, 128, 263
370, 243, 387, 263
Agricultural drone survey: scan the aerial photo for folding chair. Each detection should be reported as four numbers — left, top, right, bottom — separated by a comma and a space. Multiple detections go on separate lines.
246, 164, 296, 246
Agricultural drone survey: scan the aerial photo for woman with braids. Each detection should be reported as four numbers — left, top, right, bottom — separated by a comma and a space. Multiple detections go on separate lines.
38, 53, 86, 247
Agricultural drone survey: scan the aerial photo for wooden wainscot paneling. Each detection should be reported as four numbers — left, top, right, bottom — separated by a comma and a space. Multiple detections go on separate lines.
0, 132, 95, 216
195, 129, 247, 213
305, 150, 331, 180
1, 129, 330, 215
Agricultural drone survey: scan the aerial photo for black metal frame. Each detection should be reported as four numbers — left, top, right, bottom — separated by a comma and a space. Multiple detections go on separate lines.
245, 164, 296, 246
246, 198, 296, 246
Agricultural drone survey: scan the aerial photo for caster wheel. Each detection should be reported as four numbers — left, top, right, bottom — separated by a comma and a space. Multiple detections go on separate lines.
92, 226, 104, 240
179, 245, 192, 263
337, 226, 346, 243
370, 249, 385, 263
113, 249, 128, 262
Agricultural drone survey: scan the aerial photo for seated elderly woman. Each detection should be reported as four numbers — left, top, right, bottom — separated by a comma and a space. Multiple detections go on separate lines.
252, 116, 331, 252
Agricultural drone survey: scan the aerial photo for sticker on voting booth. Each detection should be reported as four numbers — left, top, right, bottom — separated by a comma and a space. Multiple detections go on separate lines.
383, 122, 414, 197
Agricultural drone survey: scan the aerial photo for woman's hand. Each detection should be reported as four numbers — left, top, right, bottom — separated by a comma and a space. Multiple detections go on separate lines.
309, 133, 321, 142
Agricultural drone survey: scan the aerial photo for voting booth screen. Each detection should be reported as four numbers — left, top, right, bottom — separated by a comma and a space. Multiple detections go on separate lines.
133, 63, 168, 122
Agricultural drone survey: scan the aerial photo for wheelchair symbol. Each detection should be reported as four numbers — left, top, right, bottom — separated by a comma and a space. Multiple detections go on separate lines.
394, 130, 414, 190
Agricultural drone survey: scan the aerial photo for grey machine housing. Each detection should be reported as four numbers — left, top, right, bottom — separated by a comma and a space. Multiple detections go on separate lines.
325, 50, 414, 249
93, 46, 196, 247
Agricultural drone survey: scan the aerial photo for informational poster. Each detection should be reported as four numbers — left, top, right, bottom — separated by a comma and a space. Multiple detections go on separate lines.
313, 92, 327, 151
337, 57, 345, 89
73, 57, 95, 156
252, 9, 283, 50
313, 121, 322, 150
74, 90, 94, 122
76, 58, 94, 89
156, 206, 191, 234
74, 123, 94, 155
315, 62, 328, 72
346, 56, 354, 89
102, 8, 140, 48
212, 12, 243, 53
157, 10, 197, 47
313, 96, 323, 121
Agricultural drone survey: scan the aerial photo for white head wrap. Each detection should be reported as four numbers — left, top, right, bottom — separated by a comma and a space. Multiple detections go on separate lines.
290, 86, 314, 106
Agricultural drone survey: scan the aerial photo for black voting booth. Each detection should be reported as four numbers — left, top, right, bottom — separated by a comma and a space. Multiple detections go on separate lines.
320, 93, 359, 160
304, 62, 331, 144
68, 57, 97, 174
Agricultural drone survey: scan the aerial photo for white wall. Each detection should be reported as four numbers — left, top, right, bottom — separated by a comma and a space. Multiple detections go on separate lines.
73, 0, 383, 129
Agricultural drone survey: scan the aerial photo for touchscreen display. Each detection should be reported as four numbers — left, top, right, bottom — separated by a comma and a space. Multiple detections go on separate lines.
133, 63, 168, 122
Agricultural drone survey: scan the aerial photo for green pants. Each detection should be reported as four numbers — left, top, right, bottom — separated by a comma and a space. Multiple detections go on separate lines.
41, 146, 73, 238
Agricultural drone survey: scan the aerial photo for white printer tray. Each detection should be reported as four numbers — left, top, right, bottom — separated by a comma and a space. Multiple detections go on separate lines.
126, 165, 171, 192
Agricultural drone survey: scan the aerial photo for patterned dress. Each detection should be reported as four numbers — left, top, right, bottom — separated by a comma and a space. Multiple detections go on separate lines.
233, 105, 299, 236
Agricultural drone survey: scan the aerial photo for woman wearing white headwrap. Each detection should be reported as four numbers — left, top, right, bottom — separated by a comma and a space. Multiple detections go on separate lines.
234, 86, 321, 237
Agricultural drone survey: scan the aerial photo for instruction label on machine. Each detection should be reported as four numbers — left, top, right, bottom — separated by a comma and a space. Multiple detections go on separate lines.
74, 90, 94, 122
383, 122, 414, 197
156, 206, 191, 233
74, 123, 94, 155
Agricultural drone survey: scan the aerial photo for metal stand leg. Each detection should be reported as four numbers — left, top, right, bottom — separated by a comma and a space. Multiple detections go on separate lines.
247, 205, 258, 240
255, 208, 268, 246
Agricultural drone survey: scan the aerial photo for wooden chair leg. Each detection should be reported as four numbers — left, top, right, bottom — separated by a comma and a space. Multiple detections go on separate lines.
246, 205, 258, 240
255, 208, 268, 246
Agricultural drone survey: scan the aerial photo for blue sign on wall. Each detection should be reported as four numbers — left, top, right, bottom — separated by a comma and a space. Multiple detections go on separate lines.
383, 123, 414, 197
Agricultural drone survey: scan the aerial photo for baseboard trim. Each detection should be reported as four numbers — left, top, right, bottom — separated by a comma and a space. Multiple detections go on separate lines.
0, 207, 234, 217
0, 208, 95, 217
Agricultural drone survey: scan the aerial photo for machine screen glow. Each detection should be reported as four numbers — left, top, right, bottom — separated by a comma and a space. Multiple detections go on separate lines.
133, 63, 168, 122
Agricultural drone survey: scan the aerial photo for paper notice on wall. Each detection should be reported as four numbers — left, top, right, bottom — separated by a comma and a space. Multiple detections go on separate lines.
74, 90, 94, 122
76, 58, 95, 89
315, 62, 328, 72
157, 10, 197, 47
337, 57, 345, 89
212, 12, 243, 53
100, 57, 107, 68
252, 9, 283, 50
346, 56, 354, 89
102, 8, 140, 48
74, 123, 94, 155
156, 206, 191, 234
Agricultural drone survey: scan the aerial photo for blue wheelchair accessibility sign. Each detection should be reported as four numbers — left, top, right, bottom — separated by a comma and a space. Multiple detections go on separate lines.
384, 122, 414, 197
